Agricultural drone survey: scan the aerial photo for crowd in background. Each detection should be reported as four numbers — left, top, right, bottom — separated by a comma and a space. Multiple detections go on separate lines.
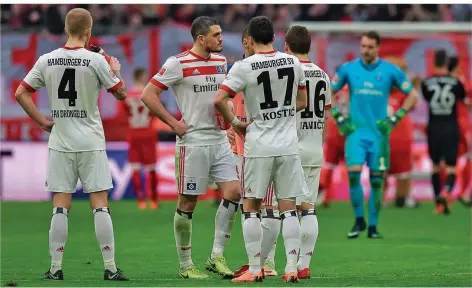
2, 4, 472, 35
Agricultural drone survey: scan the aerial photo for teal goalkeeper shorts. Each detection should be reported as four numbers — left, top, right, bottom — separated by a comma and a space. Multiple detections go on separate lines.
345, 130, 390, 171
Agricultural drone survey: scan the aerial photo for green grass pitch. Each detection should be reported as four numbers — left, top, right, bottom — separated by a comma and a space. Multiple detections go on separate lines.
1, 200, 471, 287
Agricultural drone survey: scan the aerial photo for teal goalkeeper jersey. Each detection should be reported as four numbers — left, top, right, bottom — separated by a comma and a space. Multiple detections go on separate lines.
331, 58, 413, 137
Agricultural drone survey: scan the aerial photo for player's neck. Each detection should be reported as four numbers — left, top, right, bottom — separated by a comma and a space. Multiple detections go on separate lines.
434, 67, 449, 75
133, 83, 145, 90
253, 43, 275, 54
293, 53, 310, 62
65, 38, 86, 49
190, 45, 211, 60
362, 57, 378, 65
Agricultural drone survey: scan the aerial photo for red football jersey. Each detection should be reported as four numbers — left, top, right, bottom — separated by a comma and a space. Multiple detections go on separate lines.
122, 89, 155, 140
388, 90, 413, 143
457, 76, 471, 128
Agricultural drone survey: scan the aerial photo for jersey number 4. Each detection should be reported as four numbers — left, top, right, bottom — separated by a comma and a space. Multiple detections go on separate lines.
58, 68, 77, 106
257, 67, 294, 110
300, 80, 327, 119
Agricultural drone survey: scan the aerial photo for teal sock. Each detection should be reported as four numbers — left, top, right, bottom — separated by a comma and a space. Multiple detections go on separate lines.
368, 173, 384, 227
348, 171, 364, 218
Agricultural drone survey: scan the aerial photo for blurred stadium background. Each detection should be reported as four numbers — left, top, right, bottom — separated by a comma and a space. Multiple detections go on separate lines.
1, 4, 471, 287
1, 4, 470, 202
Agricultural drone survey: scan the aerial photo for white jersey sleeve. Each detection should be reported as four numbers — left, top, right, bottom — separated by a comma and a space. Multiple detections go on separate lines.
220, 61, 246, 97
21, 56, 46, 92
150, 57, 183, 90
297, 62, 331, 166
95, 56, 123, 93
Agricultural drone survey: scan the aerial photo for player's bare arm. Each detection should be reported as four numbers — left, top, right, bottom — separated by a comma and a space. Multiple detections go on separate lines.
296, 87, 308, 112
141, 83, 187, 137
214, 89, 251, 137
109, 57, 127, 101
226, 100, 236, 145
15, 85, 54, 132
401, 89, 419, 112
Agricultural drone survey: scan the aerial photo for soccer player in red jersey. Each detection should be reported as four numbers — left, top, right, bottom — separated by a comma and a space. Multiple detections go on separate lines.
448, 56, 471, 205
320, 85, 348, 207
122, 68, 159, 210
384, 57, 419, 208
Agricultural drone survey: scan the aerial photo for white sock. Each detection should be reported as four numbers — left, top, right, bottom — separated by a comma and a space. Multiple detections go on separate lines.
281, 210, 300, 273
49, 207, 68, 274
297, 209, 319, 270
266, 241, 277, 266
93, 207, 117, 273
174, 209, 193, 269
243, 213, 262, 275
260, 209, 280, 267
211, 199, 238, 258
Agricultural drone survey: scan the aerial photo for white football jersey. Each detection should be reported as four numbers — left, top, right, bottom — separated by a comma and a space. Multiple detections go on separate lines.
220, 50, 306, 157
151, 51, 228, 146
297, 61, 332, 167
21, 46, 123, 152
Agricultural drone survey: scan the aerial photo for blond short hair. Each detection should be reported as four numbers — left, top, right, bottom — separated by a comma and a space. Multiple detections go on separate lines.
65, 8, 92, 38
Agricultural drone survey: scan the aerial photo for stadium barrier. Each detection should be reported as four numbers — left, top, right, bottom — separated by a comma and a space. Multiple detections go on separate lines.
1, 142, 468, 202
1, 23, 471, 142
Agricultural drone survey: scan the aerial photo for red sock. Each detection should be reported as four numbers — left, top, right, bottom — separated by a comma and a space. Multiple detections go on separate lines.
131, 170, 144, 201
324, 168, 334, 202
460, 160, 471, 196
147, 170, 158, 201
440, 166, 447, 188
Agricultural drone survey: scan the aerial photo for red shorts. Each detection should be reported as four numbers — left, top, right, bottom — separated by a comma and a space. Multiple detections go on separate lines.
388, 140, 413, 177
324, 136, 345, 168
458, 121, 471, 157
128, 135, 157, 166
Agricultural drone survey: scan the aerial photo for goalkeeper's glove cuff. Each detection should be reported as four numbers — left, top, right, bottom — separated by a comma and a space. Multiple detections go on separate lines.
390, 108, 407, 124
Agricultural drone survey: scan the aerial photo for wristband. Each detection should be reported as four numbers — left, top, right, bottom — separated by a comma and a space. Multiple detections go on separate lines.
230, 117, 241, 127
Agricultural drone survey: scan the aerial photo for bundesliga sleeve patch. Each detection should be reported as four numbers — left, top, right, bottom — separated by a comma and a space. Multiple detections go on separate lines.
401, 81, 411, 90
158, 67, 167, 76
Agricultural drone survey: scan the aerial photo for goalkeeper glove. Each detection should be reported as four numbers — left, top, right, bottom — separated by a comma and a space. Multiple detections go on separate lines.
376, 108, 407, 135
331, 107, 356, 136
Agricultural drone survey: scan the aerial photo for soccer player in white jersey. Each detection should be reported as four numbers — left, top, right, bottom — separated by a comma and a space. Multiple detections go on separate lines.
14, 8, 128, 281
141, 16, 240, 279
285, 25, 331, 279
215, 16, 308, 283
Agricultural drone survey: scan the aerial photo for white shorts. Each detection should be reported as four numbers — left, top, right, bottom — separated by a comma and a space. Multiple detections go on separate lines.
296, 166, 321, 205
175, 143, 238, 195
236, 154, 278, 207
243, 155, 305, 201
46, 149, 113, 193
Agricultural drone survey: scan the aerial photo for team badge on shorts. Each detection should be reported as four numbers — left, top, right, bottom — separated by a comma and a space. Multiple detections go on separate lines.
216, 66, 225, 74
186, 179, 196, 191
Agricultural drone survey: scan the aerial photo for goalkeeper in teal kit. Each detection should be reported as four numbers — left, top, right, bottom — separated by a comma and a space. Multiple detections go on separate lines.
330, 31, 419, 238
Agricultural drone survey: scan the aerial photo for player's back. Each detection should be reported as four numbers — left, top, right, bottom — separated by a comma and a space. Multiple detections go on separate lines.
232, 51, 305, 157
421, 74, 466, 128
123, 89, 154, 139
297, 61, 331, 166
37, 47, 122, 151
